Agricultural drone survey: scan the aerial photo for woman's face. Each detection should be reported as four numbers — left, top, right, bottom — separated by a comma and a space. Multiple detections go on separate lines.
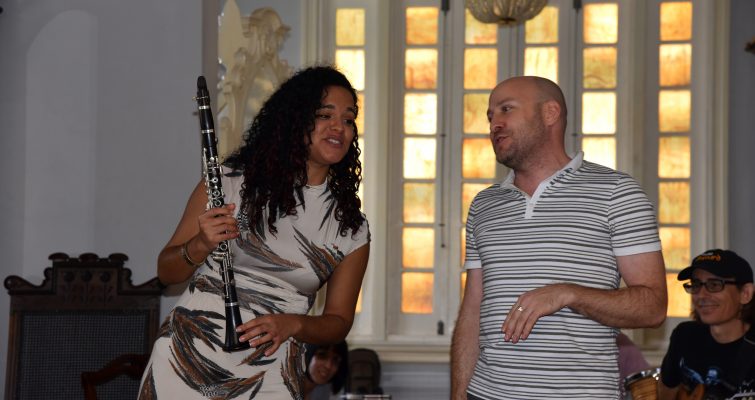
306, 85, 357, 178
308, 348, 342, 385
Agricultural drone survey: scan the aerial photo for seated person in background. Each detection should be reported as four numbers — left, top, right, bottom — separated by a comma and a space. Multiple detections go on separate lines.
659, 249, 755, 400
618, 331, 651, 397
303, 341, 349, 400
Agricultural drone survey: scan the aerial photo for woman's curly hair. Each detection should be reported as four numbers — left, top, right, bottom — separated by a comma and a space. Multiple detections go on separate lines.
224, 66, 364, 237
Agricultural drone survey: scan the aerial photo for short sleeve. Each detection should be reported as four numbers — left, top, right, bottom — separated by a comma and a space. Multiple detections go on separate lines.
342, 216, 370, 257
608, 174, 662, 256
464, 197, 482, 270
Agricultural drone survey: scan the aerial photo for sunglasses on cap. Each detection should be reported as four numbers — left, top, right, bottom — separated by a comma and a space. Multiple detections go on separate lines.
682, 278, 739, 294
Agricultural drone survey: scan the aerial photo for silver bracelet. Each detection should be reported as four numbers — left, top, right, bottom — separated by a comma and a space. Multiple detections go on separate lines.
180, 241, 203, 268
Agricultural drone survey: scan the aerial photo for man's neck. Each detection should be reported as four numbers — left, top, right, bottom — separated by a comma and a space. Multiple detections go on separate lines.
709, 319, 749, 344
513, 151, 571, 196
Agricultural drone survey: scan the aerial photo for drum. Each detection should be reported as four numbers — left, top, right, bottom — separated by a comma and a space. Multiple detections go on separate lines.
624, 367, 661, 400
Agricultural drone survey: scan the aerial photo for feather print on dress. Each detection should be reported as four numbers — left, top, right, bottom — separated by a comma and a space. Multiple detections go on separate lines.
139, 365, 157, 399
167, 306, 265, 399
293, 228, 344, 285
282, 341, 305, 400
236, 229, 304, 272
191, 274, 287, 317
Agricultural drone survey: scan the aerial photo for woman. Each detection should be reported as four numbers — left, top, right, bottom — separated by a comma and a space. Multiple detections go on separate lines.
303, 342, 349, 400
138, 66, 370, 399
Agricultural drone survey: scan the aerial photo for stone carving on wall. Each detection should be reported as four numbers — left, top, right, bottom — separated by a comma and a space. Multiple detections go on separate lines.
217, 0, 292, 158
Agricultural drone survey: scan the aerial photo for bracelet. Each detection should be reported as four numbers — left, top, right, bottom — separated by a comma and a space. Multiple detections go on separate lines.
180, 241, 204, 268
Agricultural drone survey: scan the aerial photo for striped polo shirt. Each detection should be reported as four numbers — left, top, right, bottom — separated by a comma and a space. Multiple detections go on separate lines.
464, 153, 661, 399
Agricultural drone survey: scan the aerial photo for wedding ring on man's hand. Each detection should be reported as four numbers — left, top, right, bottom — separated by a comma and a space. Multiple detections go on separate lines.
516, 306, 524, 312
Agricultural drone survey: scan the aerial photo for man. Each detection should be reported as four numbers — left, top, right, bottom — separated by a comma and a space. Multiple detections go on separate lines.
659, 249, 755, 400
450, 76, 668, 399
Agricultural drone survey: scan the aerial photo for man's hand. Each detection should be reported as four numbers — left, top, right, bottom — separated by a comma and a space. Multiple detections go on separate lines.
501, 283, 573, 343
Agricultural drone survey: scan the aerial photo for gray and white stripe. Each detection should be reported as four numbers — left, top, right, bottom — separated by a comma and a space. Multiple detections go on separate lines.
464, 158, 661, 399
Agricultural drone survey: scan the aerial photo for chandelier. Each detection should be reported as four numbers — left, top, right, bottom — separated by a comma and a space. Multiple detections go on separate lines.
465, 0, 548, 26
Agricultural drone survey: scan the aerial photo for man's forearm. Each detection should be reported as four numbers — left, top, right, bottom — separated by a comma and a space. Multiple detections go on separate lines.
451, 308, 480, 399
567, 284, 666, 328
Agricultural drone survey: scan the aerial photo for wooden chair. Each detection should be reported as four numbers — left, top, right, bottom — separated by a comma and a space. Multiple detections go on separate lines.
81, 353, 150, 400
346, 348, 384, 395
4, 252, 162, 400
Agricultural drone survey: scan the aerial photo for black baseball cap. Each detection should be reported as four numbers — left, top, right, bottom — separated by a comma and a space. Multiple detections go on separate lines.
677, 249, 753, 283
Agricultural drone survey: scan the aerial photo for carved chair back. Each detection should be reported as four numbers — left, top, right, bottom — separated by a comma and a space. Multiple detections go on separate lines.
4, 252, 162, 400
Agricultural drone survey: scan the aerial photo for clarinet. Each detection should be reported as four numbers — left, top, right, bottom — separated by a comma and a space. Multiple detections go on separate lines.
195, 76, 250, 352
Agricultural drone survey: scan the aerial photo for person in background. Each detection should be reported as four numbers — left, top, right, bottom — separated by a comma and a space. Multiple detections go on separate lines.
303, 341, 349, 400
617, 332, 652, 398
139, 66, 370, 399
659, 249, 755, 400
450, 76, 667, 399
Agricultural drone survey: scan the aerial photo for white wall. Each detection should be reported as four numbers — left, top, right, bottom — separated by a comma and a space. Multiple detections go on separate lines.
728, 0, 755, 264
0, 0, 204, 392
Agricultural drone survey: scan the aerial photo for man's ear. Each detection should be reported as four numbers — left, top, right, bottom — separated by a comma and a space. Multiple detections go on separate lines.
541, 100, 561, 126
740, 282, 754, 304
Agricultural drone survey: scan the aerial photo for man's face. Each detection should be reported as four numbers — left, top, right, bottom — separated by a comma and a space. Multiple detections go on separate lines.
487, 79, 547, 170
691, 269, 745, 326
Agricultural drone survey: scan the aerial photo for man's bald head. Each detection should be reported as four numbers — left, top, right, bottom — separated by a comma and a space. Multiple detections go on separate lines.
498, 76, 567, 128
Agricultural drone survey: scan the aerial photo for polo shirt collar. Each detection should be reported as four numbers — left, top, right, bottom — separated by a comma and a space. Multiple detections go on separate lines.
501, 151, 584, 189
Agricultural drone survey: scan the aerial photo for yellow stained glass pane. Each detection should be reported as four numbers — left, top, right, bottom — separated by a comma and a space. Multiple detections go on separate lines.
407, 7, 438, 45
667, 273, 692, 318
403, 227, 434, 267
403, 138, 436, 179
462, 183, 490, 222
582, 137, 616, 169
658, 181, 690, 224
582, 92, 616, 134
404, 93, 437, 134
460, 228, 466, 265
524, 47, 558, 84
464, 48, 498, 89
465, 9, 497, 44
525, 6, 558, 44
336, 8, 365, 46
584, 3, 618, 44
583, 47, 616, 89
464, 93, 490, 134
659, 227, 690, 270
335, 49, 365, 91
660, 2, 692, 41
356, 93, 365, 134
659, 90, 691, 132
405, 49, 438, 89
461, 271, 467, 300
659, 136, 690, 178
463, 138, 496, 179
402, 272, 433, 314
660, 44, 692, 87
404, 183, 435, 223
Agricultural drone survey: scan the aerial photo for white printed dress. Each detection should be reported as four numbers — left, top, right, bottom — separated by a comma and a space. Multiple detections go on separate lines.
138, 169, 370, 399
